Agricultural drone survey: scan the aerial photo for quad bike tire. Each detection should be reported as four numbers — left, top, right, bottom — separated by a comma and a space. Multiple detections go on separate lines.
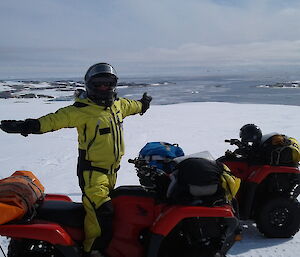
7, 239, 64, 257
256, 196, 300, 238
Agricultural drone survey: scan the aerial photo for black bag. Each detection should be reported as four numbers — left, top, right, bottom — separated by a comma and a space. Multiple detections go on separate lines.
167, 158, 225, 205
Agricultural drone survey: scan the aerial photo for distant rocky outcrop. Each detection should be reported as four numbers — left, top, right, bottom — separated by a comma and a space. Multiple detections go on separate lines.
0, 79, 174, 100
0, 91, 12, 99
0, 80, 84, 100
258, 82, 300, 88
18, 93, 37, 98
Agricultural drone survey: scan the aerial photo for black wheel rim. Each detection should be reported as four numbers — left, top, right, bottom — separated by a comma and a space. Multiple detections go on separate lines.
269, 207, 290, 228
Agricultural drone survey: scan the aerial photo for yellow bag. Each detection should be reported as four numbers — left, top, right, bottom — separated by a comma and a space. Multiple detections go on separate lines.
220, 165, 241, 201
270, 136, 300, 165
289, 137, 300, 163
0, 170, 44, 224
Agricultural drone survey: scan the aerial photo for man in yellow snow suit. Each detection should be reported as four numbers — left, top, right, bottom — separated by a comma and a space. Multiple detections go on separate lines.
0, 63, 152, 257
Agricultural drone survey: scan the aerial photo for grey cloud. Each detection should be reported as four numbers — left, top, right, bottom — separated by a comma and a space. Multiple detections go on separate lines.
1, 0, 300, 78
116, 40, 300, 67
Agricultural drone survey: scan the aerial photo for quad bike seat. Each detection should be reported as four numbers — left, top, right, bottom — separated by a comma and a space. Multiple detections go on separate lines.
111, 185, 155, 197
36, 200, 85, 228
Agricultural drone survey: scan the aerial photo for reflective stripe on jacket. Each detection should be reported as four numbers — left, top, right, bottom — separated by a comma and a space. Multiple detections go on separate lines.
38, 97, 142, 171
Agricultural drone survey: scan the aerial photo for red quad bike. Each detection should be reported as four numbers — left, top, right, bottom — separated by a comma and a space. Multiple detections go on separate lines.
0, 160, 239, 257
218, 139, 300, 238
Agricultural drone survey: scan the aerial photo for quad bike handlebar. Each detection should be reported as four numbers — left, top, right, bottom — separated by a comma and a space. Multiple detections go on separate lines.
225, 139, 245, 148
224, 139, 253, 158
128, 158, 169, 192
128, 158, 167, 177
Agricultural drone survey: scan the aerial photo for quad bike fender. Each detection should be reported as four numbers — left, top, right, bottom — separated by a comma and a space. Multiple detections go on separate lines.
147, 206, 238, 257
0, 223, 75, 246
240, 167, 300, 219
45, 194, 73, 202
247, 165, 300, 184
150, 205, 235, 236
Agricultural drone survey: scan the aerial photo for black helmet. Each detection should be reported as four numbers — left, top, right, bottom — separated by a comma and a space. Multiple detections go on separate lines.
84, 63, 118, 107
239, 124, 262, 145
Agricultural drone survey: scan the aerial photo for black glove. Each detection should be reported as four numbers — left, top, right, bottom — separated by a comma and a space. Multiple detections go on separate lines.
139, 92, 152, 114
0, 119, 41, 137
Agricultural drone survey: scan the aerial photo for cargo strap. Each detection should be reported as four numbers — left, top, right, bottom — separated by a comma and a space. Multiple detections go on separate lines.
271, 146, 290, 165
9, 175, 44, 199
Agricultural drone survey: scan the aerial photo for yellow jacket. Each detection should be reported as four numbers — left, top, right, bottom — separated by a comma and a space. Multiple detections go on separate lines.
38, 96, 142, 172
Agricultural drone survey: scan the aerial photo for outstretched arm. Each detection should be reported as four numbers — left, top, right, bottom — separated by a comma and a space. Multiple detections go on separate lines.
0, 105, 80, 136
37, 105, 77, 133
120, 92, 152, 118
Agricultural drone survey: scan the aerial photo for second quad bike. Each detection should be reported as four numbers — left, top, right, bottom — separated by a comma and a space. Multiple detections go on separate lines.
218, 138, 300, 238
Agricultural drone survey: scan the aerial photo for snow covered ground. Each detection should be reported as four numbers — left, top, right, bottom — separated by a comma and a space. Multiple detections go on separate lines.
0, 99, 300, 256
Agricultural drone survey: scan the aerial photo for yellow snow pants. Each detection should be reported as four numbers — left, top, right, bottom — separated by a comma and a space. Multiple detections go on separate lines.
82, 170, 117, 252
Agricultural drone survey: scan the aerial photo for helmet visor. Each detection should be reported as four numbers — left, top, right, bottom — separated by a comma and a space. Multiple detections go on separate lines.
89, 77, 117, 89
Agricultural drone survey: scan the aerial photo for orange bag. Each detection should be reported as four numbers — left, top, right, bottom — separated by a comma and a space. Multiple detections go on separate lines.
0, 170, 44, 224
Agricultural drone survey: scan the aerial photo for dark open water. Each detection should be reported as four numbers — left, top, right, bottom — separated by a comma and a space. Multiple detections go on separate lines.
115, 75, 300, 106
4, 74, 300, 106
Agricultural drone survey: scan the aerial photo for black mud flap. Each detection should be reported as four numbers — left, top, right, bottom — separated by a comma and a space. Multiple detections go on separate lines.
239, 182, 258, 219
55, 245, 82, 257
146, 233, 164, 257
219, 217, 240, 255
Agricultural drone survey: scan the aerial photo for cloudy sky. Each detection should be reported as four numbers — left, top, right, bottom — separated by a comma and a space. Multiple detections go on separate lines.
1, 0, 300, 79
